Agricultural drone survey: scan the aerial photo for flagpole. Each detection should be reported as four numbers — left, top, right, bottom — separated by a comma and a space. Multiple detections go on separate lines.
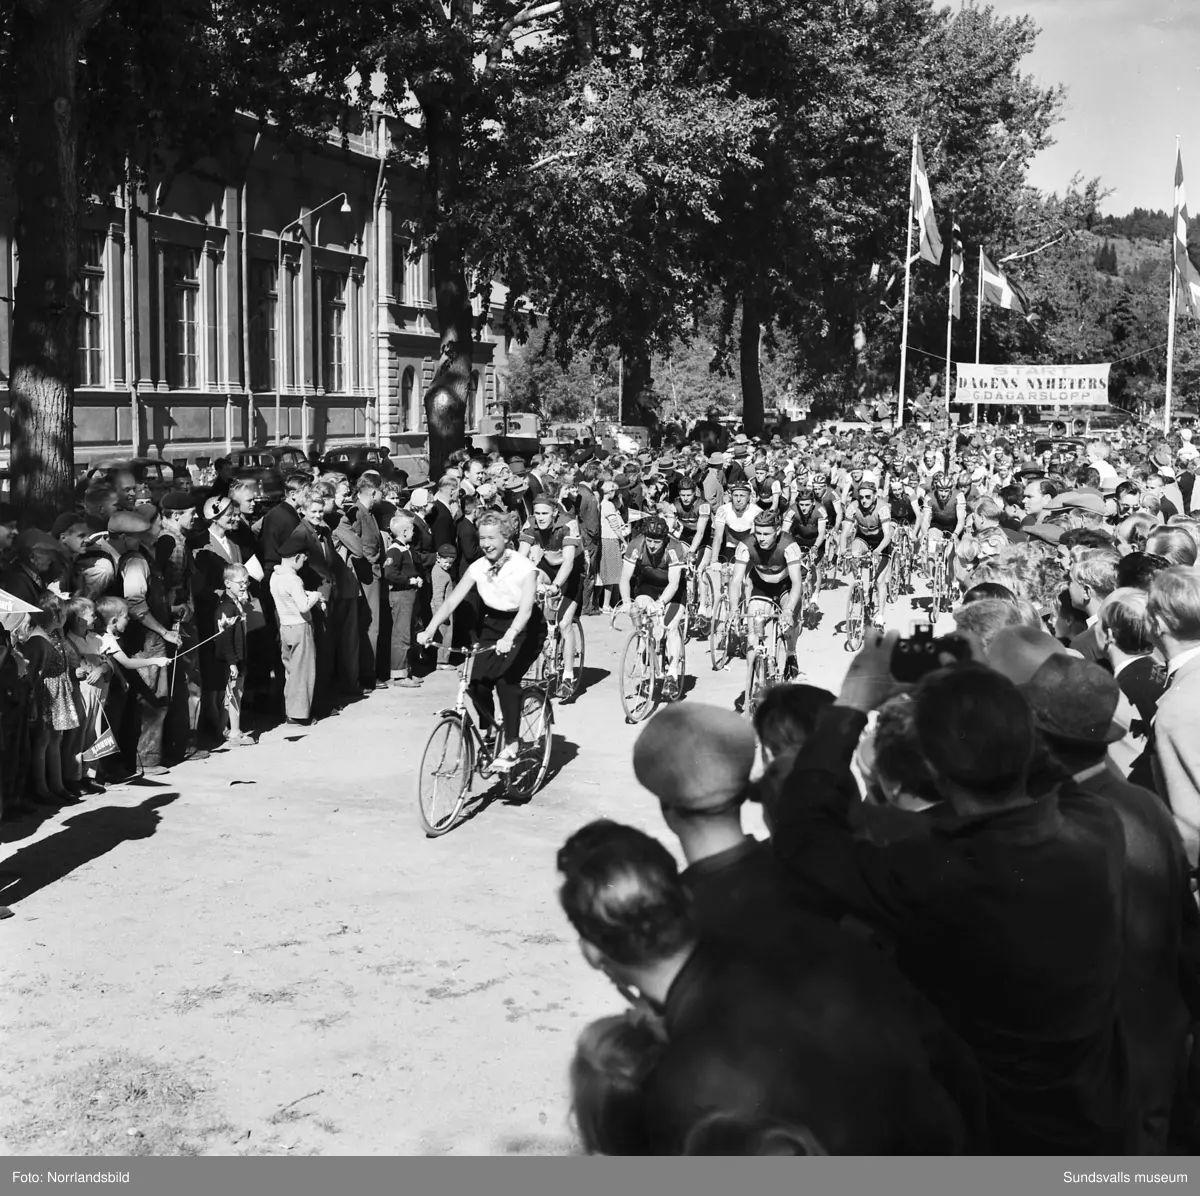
944, 220, 954, 414
897, 129, 918, 430
1166, 136, 1180, 435
974, 246, 983, 426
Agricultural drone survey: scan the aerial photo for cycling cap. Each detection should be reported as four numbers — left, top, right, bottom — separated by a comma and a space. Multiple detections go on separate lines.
641, 516, 669, 540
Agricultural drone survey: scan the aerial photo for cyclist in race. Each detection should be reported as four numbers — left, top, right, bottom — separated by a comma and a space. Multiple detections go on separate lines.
917, 472, 966, 575
673, 476, 713, 619
752, 459, 783, 516
728, 510, 804, 680
839, 477, 894, 628
618, 515, 688, 701
836, 457, 868, 505
517, 484, 584, 701
417, 510, 546, 773
782, 487, 828, 602
706, 479, 761, 621
812, 470, 844, 535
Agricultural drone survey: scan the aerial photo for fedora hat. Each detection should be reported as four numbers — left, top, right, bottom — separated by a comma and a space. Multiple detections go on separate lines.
1019, 654, 1125, 746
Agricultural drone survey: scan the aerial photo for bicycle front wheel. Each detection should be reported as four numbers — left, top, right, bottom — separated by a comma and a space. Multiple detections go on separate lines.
569, 620, 587, 700
506, 686, 554, 799
709, 596, 732, 671
845, 582, 866, 652
417, 715, 475, 836
621, 632, 658, 723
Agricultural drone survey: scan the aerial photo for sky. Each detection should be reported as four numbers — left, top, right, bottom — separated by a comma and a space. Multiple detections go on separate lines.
984, 0, 1200, 214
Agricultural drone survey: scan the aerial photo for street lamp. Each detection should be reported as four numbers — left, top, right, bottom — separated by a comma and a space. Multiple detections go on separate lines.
275, 192, 351, 452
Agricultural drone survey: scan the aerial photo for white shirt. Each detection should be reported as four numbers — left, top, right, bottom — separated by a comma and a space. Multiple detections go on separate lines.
469, 550, 536, 612
1091, 459, 1119, 484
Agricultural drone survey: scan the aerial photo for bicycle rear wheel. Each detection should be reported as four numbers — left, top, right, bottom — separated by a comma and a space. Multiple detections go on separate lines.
743, 649, 765, 721
417, 715, 475, 836
506, 686, 554, 799
709, 596, 732, 671
620, 632, 658, 723
568, 620, 586, 699
844, 580, 866, 652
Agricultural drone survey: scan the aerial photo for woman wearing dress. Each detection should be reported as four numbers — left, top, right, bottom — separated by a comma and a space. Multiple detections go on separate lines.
417, 511, 546, 771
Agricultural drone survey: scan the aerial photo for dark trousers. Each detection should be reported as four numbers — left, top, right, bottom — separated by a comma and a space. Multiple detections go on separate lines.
389, 589, 418, 676
165, 619, 201, 761
358, 576, 384, 686
331, 596, 361, 696
581, 542, 601, 612
310, 605, 337, 716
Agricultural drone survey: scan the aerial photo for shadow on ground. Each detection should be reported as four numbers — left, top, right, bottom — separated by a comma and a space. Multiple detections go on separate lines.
0, 794, 179, 906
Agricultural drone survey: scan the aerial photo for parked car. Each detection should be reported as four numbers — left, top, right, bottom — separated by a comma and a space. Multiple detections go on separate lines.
320, 443, 398, 482
89, 456, 184, 503
228, 445, 311, 512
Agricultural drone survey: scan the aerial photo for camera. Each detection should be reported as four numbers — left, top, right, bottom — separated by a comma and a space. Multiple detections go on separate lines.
890, 622, 972, 683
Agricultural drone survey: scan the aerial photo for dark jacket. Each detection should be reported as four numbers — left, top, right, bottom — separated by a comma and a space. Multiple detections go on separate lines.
1069, 759, 1200, 1151
576, 483, 601, 549
258, 502, 302, 574
213, 597, 248, 665
294, 518, 337, 602
347, 503, 384, 583
640, 935, 975, 1155
427, 499, 458, 555
454, 516, 483, 584
383, 544, 423, 591
771, 704, 1136, 1154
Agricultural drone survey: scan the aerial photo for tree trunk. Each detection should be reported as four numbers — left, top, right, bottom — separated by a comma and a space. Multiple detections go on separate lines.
10, 0, 109, 526
619, 342, 655, 429
421, 104, 472, 480
739, 291, 764, 437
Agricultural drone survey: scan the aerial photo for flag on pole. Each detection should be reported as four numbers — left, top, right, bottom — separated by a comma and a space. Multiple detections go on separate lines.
981, 252, 1028, 314
912, 139, 943, 265
949, 219, 964, 319
1174, 149, 1200, 319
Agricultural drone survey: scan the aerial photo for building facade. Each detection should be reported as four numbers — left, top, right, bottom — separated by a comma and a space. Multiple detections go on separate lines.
0, 115, 513, 473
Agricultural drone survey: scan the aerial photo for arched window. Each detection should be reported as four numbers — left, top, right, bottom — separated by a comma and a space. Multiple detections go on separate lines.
400, 367, 415, 433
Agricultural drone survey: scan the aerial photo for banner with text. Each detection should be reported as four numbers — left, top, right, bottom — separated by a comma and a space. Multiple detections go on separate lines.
954, 363, 1111, 406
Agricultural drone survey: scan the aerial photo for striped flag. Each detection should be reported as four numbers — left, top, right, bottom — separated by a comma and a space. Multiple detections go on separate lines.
912, 139, 943, 265
1174, 149, 1200, 319
949, 219, 964, 319
981, 252, 1028, 314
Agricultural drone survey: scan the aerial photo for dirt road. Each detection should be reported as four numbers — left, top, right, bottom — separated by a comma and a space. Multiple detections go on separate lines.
0, 574, 938, 1156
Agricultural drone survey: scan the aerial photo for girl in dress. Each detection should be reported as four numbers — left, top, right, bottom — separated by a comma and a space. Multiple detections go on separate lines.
21, 592, 80, 804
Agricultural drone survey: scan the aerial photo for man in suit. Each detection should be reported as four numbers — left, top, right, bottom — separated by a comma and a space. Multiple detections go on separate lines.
771, 640, 1136, 1154
573, 467, 602, 615
348, 477, 387, 690
1017, 654, 1200, 1153
296, 491, 339, 715
427, 474, 460, 557
1067, 550, 1121, 669
1148, 566, 1200, 868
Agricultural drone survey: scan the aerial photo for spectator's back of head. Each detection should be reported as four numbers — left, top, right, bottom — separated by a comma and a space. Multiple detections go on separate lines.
1116, 551, 1170, 590
569, 1013, 664, 1156
557, 820, 695, 969
913, 664, 1035, 803
1099, 587, 1156, 656
752, 683, 835, 764
682, 1113, 828, 1156
1147, 565, 1200, 643
1145, 526, 1197, 567
961, 581, 1017, 607
952, 598, 1024, 652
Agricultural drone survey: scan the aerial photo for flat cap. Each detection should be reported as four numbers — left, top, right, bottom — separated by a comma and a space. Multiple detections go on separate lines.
633, 704, 757, 811
160, 491, 198, 513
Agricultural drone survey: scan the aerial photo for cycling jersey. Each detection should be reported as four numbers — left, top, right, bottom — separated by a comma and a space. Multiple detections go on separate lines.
735, 533, 802, 585
785, 504, 826, 549
845, 499, 892, 547
674, 497, 712, 541
926, 491, 963, 533
818, 487, 842, 527
624, 535, 688, 600
713, 502, 762, 561
753, 475, 781, 510
888, 489, 919, 526
519, 516, 583, 572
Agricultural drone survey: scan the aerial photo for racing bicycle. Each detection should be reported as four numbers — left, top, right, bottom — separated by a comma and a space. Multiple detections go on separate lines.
528, 585, 586, 702
613, 599, 688, 724
843, 551, 883, 653
742, 599, 790, 720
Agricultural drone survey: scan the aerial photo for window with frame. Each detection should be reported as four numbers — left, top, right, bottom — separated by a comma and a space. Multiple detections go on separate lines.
323, 272, 347, 393
164, 246, 200, 388
392, 237, 409, 303
76, 231, 105, 387
249, 260, 278, 391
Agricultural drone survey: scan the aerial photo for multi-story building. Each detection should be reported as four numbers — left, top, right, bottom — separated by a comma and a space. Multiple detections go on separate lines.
0, 114, 514, 475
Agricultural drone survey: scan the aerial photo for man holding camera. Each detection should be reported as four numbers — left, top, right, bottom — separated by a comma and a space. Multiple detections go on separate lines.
768, 630, 1135, 1154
